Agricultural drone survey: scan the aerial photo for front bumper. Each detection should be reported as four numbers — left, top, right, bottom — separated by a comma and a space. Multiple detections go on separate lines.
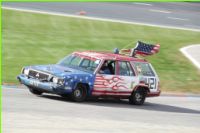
17, 74, 72, 94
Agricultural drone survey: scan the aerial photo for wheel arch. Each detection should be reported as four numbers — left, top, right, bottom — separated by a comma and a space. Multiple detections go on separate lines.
74, 82, 90, 96
133, 85, 150, 94
129, 85, 149, 105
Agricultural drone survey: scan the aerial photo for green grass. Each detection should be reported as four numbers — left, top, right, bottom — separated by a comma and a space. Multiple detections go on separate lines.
2, 9, 200, 93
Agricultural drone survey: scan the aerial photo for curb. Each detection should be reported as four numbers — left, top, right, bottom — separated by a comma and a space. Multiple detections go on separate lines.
180, 44, 200, 69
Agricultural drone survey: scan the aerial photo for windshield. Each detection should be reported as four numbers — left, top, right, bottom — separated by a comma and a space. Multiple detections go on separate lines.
57, 54, 101, 73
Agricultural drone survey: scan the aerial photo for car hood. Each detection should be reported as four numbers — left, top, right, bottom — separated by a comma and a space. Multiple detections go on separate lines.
29, 64, 92, 77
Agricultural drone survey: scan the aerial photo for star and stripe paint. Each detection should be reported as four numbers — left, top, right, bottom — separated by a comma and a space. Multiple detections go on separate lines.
92, 75, 137, 96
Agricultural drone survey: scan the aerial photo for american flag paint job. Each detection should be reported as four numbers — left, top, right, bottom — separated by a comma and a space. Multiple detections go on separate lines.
18, 50, 160, 98
92, 74, 138, 96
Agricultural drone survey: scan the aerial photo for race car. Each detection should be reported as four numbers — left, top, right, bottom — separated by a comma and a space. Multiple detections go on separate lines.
17, 41, 161, 105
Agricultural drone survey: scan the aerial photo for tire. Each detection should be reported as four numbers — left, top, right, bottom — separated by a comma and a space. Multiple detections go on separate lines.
60, 94, 70, 99
129, 88, 147, 105
71, 84, 87, 102
28, 86, 43, 95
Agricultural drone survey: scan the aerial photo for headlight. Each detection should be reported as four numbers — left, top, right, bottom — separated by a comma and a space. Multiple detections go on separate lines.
53, 77, 58, 84
24, 69, 29, 75
58, 79, 64, 85
53, 77, 64, 85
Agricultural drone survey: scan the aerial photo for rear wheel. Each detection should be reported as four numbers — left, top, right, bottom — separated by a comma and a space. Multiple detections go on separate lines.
71, 84, 87, 102
28, 86, 43, 95
129, 88, 147, 105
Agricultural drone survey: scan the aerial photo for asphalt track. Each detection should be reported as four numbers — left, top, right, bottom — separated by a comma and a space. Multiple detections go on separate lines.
2, 2, 200, 133
2, 2, 200, 30
2, 86, 200, 133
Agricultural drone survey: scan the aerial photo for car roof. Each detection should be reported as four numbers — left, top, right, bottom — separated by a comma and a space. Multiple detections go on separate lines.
73, 51, 148, 62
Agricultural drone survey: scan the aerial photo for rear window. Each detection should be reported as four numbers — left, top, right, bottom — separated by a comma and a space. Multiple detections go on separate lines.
133, 62, 155, 76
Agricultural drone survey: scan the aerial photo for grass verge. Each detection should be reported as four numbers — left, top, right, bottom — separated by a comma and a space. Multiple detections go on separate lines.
2, 9, 200, 93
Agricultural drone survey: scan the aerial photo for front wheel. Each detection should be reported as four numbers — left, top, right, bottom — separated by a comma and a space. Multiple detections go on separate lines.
28, 86, 43, 95
71, 84, 87, 102
129, 89, 147, 105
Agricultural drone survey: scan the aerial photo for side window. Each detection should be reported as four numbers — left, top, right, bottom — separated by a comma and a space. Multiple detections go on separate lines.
79, 59, 100, 71
133, 62, 155, 76
118, 61, 134, 76
99, 60, 115, 75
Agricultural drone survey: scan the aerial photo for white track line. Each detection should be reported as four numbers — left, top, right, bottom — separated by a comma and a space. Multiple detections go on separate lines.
149, 9, 171, 14
2, 6, 200, 32
180, 45, 200, 69
168, 17, 189, 21
133, 2, 153, 6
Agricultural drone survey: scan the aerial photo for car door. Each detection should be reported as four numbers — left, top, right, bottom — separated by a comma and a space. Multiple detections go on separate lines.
92, 60, 138, 96
93, 60, 116, 95
116, 61, 138, 93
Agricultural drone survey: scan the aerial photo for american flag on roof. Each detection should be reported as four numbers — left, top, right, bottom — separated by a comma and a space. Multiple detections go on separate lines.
120, 41, 160, 57
133, 41, 160, 56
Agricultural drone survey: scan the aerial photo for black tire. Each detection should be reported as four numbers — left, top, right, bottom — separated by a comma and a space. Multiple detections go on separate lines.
129, 88, 147, 105
60, 94, 70, 99
28, 86, 43, 95
71, 84, 87, 102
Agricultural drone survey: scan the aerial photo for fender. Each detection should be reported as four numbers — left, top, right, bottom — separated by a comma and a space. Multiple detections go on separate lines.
73, 82, 91, 96
133, 84, 150, 93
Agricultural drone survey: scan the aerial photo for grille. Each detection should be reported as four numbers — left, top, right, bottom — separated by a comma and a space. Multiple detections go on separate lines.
28, 70, 49, 81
